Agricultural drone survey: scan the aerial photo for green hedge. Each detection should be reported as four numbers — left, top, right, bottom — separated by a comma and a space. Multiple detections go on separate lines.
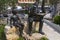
0, 24, 6, 40
53, 15, 60, 25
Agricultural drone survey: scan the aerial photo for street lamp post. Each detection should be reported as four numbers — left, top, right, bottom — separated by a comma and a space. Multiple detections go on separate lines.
41, 0, 45, 13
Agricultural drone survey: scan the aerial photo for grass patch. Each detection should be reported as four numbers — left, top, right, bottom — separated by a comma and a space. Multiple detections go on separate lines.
17, 36, 24, 40
0, 24, 6, 40
40, 37, 48, 40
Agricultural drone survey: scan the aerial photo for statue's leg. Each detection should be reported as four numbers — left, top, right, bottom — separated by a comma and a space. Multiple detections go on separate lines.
39, 19, 43, 32
18, 23, 24, 37
39, 15, 45, 35
28, 17, 33, 36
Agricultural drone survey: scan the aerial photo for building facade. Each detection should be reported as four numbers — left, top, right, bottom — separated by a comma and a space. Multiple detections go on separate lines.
18, 0, 36, 3
18, 0, 50, 5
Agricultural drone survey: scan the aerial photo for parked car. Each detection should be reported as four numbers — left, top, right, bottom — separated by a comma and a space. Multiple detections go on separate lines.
3, 14, 8, 17
38, 5, 50, 13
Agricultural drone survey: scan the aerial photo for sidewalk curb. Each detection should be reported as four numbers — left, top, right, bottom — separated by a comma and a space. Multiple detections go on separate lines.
43, 19, 60, 33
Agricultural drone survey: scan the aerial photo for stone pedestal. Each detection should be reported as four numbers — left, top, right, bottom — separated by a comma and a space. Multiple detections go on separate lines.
5, 25, 19, 40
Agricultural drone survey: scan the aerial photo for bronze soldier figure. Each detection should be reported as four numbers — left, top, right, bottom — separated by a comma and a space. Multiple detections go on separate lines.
10, 7, 24, 36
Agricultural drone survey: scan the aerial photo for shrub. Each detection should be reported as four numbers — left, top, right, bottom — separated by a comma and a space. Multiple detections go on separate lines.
40, 37, 48, 40
0, 24, 6, 40
53, 15, 60, 25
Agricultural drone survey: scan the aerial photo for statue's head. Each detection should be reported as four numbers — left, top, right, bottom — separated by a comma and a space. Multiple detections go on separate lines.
12, 7, 17, 15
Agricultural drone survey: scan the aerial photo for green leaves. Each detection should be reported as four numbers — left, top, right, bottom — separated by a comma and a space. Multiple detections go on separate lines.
0, 0, 7, 11
53, 15, 60, 25
0, 0, 17, 12
49, 0, 59, 5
